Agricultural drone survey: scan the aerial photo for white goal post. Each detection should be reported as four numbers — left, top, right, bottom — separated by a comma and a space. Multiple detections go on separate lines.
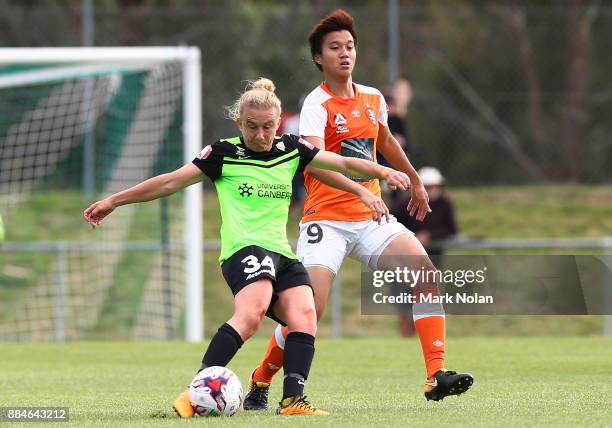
0, 47, 203, 342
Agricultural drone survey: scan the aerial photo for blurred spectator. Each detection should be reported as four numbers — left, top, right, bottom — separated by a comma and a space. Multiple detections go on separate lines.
392, 77, 413, 117
391, 166, 458, 337
393, 167, 458, 255
378, 83, 413, 168
380, 92, 412, 162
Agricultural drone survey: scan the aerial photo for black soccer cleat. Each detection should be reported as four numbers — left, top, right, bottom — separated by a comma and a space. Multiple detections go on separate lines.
243, 370, 270, 411
424, 369, 474, 401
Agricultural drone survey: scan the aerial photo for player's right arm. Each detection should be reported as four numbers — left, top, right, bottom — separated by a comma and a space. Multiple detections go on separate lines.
310, 149, 409, 190
83, 163, 204, 228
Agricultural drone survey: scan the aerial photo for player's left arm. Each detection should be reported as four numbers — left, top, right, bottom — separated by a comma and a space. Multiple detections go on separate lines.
309, 150, 409, 191
377, 125, 431, 221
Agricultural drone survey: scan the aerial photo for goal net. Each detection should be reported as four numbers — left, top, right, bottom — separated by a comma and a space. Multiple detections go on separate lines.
0, 48, 202, 342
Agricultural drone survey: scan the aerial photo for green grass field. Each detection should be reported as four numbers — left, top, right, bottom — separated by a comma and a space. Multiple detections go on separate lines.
2, 337, 611, 427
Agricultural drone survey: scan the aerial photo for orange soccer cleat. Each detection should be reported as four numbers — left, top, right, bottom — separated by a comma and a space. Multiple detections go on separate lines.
172, 389, 195, 418
276, 395, 329, 416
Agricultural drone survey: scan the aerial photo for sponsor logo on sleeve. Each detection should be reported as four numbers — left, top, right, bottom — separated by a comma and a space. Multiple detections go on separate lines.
298, 138, 315, 150
196, 145, 213, 160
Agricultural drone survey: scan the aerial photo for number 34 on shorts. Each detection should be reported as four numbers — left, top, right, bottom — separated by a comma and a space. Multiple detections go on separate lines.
221, 245, 312, 297
241, 254, 276, 277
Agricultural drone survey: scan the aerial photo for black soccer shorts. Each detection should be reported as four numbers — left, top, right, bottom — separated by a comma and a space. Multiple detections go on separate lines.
221, 245, 312, 325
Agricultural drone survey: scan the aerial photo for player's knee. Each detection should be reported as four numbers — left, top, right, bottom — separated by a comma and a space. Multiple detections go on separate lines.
234, 307, 266, 338
423, 265, 439, 283
412, 265, 441, 298
284, 303, 317, 335
423, 257, 437, 272
238, 319, 260, 339
304, 303, 317, 323
297, 304, 317, 335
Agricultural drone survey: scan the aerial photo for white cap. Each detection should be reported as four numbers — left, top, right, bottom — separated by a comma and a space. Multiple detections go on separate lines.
418, 166, 444, 186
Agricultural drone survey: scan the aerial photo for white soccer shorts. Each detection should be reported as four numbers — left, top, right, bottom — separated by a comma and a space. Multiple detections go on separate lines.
296, 217, 412, 274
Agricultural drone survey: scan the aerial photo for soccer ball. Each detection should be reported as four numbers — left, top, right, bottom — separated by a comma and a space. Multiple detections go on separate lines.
189, 366, 243, 417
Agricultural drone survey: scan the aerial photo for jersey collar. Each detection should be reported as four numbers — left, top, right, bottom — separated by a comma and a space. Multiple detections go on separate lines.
321, 81, 359, 101
239, 136, 285, 156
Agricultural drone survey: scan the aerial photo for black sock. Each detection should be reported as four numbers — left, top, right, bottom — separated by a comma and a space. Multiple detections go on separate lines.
199, 323, 243, 372
282, 332, 315, 399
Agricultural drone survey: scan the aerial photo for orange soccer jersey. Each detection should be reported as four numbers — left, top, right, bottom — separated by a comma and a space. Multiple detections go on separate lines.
299, 82, 388, 222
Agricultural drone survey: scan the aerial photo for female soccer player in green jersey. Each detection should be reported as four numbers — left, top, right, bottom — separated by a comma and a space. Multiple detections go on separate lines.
83, 78, 409, 417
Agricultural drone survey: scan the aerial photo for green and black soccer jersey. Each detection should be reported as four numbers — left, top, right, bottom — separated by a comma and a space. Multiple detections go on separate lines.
193, 134, 319, 263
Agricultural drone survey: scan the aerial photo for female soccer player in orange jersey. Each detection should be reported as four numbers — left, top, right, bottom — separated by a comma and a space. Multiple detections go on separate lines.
244, 10, 473, 409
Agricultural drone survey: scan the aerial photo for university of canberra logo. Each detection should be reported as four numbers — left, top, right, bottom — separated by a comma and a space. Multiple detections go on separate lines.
238, 182, 253, 197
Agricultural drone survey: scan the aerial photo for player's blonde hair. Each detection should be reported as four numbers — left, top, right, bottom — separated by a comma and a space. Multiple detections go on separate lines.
227, 78, 282, 121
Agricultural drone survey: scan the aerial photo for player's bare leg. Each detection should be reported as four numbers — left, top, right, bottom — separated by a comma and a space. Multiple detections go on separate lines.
379, 233, 473, 400
244, 267, 335, 411
308, 266, 336, 319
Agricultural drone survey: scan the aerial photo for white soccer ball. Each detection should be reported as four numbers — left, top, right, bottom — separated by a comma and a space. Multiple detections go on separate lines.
189, 366, 243, 417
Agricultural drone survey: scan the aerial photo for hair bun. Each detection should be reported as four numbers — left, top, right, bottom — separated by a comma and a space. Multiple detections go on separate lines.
251, 77, 275, 93
226, 77, 281, 121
